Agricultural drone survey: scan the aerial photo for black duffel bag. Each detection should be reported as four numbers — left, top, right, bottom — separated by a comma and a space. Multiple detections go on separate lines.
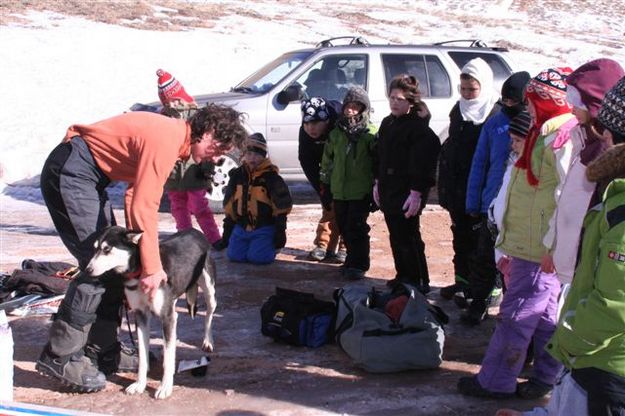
260, 287, 336, 348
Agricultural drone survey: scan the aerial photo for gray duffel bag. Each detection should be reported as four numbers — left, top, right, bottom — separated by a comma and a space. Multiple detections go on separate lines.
334, 283, 447, 373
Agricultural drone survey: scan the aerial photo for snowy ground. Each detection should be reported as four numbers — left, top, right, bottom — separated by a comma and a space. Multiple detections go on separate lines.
1, 0, 624, 187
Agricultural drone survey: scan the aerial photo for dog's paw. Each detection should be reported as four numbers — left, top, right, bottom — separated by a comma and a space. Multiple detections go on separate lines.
201, 338, 214, 353
125, 381, 146, 395
154, 381, 173, 399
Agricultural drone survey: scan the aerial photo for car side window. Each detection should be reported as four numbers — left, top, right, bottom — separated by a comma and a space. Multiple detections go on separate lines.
294, 54, 368, 101
381, 54, 451, 98
425, 55, 452, 97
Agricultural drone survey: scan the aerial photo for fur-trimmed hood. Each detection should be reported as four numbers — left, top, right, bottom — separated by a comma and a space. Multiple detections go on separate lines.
586, 143, 625, 184
342, 86, 371, 114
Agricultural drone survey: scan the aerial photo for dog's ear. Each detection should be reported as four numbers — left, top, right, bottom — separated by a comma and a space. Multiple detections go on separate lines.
126, 230, 143, 245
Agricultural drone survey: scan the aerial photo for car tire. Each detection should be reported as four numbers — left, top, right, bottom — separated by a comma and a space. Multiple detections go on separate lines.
207, 153, 240, 213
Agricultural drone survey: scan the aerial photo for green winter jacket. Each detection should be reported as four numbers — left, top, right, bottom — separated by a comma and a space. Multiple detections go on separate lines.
320, 124, 377, 201
547, 177, 625, 377
496, 113, 575, 262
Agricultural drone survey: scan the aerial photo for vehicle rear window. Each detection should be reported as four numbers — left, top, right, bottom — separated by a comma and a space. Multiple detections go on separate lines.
381, 54, 451, 98
447, 51, 512, 84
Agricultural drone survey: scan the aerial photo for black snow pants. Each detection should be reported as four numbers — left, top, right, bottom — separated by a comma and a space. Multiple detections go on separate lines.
39, 136, 124, 361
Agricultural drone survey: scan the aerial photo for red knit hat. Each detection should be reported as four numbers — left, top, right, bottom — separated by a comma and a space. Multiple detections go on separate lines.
156, 68, 195, 106
516, 67, 573, 186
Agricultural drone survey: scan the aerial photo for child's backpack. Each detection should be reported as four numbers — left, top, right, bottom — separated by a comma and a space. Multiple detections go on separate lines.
334, 282, 447, 373
260, 287, 336, 348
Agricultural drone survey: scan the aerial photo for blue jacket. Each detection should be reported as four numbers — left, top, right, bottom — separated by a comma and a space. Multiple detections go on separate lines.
465, 110, 511, 214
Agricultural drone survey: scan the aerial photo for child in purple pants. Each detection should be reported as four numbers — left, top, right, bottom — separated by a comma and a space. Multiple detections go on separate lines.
458, 67, 577, 399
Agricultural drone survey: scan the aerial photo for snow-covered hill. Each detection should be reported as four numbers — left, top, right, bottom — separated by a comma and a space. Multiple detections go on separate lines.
1, 0, 623, 186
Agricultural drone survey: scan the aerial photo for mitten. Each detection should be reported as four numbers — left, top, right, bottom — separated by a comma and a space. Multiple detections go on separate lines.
213, 217, 234, 251
273, 215, 287, 249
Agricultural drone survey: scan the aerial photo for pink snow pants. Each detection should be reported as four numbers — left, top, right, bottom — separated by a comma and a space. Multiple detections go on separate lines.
167, 189, 220, 244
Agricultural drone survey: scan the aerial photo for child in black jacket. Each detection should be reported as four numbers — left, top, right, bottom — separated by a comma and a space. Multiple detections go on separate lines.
298, 97, 345, 262
375, 74, 440, 294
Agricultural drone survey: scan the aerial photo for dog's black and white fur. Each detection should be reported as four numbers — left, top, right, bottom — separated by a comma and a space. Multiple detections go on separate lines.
85, 226, 216, 399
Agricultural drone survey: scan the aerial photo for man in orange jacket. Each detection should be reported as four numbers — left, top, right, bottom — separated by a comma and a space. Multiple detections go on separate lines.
36, 104, 246, 392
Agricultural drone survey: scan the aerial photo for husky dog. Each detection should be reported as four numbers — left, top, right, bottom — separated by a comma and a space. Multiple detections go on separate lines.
85, 226, 216, 399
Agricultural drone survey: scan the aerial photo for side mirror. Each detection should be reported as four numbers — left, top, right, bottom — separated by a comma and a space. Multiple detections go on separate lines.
276, 84, 303, 105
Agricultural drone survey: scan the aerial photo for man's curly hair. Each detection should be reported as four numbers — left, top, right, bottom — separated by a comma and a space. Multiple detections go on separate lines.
189, 103, 247, 149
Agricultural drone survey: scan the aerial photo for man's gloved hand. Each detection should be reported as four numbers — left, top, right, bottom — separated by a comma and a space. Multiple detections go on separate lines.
274, 215, 287, 249
319, 183, 333, 211
402, 190, 421, 218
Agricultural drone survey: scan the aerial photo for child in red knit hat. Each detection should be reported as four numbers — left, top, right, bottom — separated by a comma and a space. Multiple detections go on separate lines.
459, 67, 577, 400
158, 69, 222, 246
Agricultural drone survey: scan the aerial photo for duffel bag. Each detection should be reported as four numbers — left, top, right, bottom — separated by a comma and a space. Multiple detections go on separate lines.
334, 282, 448, 373
260, 287, 335, 348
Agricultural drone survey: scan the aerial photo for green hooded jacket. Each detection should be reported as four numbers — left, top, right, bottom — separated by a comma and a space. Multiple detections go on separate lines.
319, 86, 377, 201
547, 144, 625, 377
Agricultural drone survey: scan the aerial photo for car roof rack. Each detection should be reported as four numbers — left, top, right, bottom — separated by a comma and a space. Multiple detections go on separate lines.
433, 39, 489, 48
316, 36, 370, 48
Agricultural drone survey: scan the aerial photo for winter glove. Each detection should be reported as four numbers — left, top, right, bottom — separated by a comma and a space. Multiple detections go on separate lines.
198, 160, 217, 180
372, 180, 380, 207
273, 215, 287, 249
402, 190, 421, 218
213, 217, 234, 251
199, 158, 225, 194
319, 183, 333, 211
212, 238, 228, 251
486, 218, 499, 241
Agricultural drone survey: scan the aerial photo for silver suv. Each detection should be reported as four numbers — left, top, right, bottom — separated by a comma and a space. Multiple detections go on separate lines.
137, 37, 516, 207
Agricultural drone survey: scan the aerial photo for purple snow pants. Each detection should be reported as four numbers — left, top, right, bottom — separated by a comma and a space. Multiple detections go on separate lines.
477, 256, 563, 393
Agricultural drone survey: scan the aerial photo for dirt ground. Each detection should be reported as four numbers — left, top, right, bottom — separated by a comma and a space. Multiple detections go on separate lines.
0, 188, 546, 416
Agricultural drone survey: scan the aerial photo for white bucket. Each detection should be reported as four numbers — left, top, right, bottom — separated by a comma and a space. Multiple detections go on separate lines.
0, 310, 14, 402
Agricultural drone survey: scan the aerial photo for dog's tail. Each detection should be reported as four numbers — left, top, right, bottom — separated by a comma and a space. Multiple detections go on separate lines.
186, 250, 216, 319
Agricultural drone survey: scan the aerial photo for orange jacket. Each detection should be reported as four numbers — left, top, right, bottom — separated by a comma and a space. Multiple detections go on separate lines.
64, 111, 191, 276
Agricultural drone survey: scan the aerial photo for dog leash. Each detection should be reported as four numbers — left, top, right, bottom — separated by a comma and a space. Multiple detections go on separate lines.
124, 304, 137, 348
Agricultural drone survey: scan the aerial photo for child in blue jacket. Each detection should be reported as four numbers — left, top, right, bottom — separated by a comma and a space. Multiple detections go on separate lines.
462, 71, 530, 325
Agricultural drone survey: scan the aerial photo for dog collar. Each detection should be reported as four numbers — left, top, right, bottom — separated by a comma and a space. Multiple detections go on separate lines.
124, 270, 142, 280
123, 270, 141, 291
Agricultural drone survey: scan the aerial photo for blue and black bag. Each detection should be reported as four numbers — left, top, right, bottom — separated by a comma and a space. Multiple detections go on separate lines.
260, 287, 335, 348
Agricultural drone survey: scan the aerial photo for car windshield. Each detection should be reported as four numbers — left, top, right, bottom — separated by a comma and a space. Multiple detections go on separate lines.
231, 51, 312, 94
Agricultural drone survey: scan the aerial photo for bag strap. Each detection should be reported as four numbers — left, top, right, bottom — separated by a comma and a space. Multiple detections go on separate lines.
276, 286, 315, 301
334, 289, 356, 348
